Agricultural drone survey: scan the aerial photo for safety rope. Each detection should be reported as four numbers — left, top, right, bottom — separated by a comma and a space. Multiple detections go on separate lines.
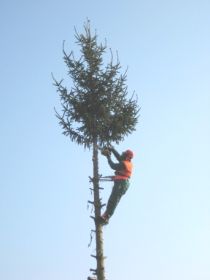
99, 175, 114, 182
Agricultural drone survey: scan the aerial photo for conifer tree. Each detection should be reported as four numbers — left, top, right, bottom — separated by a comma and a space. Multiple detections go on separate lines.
53, 20, 139, 280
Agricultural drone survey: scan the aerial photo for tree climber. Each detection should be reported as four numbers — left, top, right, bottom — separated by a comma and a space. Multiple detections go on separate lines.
99, 146, 134, 224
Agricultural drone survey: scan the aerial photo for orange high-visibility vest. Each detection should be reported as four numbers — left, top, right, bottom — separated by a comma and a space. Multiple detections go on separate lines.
115, 160, 133, 180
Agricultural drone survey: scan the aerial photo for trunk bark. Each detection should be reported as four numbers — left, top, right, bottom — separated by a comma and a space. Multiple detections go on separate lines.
92, 140, 105, 280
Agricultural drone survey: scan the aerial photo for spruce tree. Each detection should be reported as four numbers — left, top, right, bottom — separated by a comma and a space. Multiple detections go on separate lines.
53, 20, 139, 280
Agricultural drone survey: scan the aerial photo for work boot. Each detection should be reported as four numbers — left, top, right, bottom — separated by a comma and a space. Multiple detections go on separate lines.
99, 213, 110, 225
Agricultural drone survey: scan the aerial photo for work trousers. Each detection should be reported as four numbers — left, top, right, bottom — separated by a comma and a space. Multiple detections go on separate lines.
106, 179, 130, 218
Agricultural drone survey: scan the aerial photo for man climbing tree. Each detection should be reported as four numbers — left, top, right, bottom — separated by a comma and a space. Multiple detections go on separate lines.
100, 146, 134, 225
53, 20, 139, 280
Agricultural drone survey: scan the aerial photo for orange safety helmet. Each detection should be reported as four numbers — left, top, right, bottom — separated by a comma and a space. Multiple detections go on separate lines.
124, 149, 134, 159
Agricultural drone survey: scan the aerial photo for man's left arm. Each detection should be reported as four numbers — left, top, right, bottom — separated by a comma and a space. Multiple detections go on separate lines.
107, 155, 124, 171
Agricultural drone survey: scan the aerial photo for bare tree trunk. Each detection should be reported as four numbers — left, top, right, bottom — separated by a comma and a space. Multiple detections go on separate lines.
92, 140, 105, 280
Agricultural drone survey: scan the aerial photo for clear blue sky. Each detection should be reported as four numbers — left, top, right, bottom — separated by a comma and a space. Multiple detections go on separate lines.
1, 0, 210, 279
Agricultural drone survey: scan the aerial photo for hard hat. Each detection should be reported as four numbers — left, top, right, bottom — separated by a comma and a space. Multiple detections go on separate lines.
125, 149, 134, 159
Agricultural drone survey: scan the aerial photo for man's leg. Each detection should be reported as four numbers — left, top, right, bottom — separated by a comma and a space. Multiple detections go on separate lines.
103, 179, 129, 221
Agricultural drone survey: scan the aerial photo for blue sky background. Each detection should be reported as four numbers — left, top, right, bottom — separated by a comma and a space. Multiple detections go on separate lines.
0, 0, 210, 279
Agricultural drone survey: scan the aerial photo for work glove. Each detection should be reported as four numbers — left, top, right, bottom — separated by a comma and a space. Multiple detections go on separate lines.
101, 147, 111, 157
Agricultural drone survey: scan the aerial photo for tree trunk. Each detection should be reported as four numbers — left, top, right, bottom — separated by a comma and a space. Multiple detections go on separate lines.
92, 140, 105, 280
